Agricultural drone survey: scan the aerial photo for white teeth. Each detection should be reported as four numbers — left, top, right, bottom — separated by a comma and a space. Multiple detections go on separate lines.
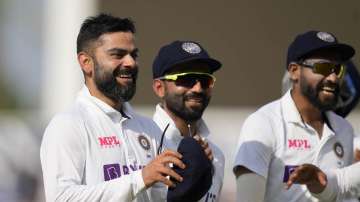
322, 87, 335, 92
119, 75, 132, 78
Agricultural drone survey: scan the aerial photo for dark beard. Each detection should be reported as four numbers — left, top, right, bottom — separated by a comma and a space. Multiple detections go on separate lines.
93, 61, 138, 103
164, 90, 210, 122
300, 73, 339, 111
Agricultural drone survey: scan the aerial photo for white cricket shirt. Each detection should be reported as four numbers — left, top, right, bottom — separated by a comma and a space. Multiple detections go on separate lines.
153, 104, 225, 202
234, 90, 354, 202
40, 86, 163, 202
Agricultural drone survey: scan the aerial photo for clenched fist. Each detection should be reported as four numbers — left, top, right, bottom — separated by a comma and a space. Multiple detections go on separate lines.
142, 149, 185, 188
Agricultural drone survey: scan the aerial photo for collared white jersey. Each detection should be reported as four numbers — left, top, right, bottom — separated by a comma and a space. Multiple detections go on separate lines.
233, 90, 354, 202
153, 104, 225, 202
40, 86, 164, 202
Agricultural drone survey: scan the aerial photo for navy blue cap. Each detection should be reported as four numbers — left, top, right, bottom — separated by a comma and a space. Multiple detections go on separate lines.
286, 31, 355, 68
167, 136, 213, 202
152, 41, 222, 78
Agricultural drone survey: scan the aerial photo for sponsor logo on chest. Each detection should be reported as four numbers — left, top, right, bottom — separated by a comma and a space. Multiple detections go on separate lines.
103, 163, 145, 181
287, 139, 311, 150
98, 136, 121, 148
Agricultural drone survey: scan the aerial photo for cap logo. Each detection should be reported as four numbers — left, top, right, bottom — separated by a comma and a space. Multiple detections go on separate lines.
182, 42, 201, 54
316, 32, 335, 43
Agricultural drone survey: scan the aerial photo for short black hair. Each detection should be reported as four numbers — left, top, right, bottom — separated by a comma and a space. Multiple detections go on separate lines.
76, 13, 135, 54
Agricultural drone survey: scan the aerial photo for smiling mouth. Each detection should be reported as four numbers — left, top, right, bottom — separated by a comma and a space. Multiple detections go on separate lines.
119, 74, 133, 78
321, 86, 336, 94
116, 74, 135, 81
186, 98, 204, 104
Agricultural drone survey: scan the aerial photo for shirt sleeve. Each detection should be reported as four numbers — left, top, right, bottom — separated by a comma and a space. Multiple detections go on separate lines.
233, 112, 276, 178
312, 162, 360, 201
40, 114, 146, 202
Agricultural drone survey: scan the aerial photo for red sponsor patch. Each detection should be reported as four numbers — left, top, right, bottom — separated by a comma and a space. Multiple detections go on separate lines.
98, 136, 121, 148
288, 139, 311, 150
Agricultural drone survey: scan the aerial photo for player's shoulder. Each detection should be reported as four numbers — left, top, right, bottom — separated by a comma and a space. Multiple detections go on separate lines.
49, 101, 87, 125
44, 100, 91, 137
327, 111, 354, 137
328, 111, 353, 128
126, 106, 162, 138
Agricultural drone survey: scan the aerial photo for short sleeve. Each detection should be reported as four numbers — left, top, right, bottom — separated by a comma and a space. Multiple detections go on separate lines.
233, 112, 276, 178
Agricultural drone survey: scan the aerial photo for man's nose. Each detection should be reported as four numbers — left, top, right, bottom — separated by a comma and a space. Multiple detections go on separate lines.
123, 54, 136, 68
191, 80, 203, 92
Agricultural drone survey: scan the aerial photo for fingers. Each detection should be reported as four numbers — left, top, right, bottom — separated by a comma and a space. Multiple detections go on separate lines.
158, 166, 183, 183
160, 149, 183, 159
285, 164, 327, 193
150, 171, 177, 187
193, 135, 214, 161
193, 135, 207, 147
285, 171, 299, 189
204, 147, 214, 161
318, 173, 327, 186
158, 155, 186, 169
142, 149, 186, 187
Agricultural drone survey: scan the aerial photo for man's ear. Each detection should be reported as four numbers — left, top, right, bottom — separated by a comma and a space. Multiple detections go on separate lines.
153, 79, 165, 98
77, 52, 93, 75
288, 63, 300, 83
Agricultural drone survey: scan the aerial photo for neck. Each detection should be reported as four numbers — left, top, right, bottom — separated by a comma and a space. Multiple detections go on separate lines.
290, 89, 323, 123
86, 80, 123, 111
162, 104, 198, 137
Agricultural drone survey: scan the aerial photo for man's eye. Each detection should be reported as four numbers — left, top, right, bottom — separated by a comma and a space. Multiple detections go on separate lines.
131, 52, 138, 59
111, 53, 125, 59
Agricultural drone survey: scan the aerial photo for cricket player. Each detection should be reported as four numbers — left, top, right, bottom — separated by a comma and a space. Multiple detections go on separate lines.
152, 40, 225, 201
233, 30, 356, 202
40, 14, 185, 202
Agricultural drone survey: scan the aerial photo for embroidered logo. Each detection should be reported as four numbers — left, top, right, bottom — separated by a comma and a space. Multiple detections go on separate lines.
98, 136, 121, 148
138, 135, 151, 151
283, 165, 299, 182
182, 42, 201, 54
288, 139, 311, 150
316, 32, 335, 43
334, 142, 344, 158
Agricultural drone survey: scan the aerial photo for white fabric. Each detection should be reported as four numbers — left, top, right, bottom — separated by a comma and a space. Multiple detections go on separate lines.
314, 162, 360, 201
40, 86, 163, 202
233, 90, 354, 202
153, 104, 225, 202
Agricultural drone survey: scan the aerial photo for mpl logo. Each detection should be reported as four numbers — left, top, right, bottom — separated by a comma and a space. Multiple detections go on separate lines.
288, 139, 311, 150
98, 136, 121, 148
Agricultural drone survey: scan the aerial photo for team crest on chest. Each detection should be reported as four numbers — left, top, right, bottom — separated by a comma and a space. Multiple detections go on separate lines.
138, 134, 151, 151
333, 142, 344, 158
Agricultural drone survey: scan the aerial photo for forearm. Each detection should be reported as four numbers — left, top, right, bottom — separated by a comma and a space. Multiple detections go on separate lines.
236, 173, 266, 202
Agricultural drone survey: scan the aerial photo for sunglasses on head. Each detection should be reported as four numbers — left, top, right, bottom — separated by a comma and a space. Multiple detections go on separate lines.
157, 72, 216, 89
300, 62, 345, 79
